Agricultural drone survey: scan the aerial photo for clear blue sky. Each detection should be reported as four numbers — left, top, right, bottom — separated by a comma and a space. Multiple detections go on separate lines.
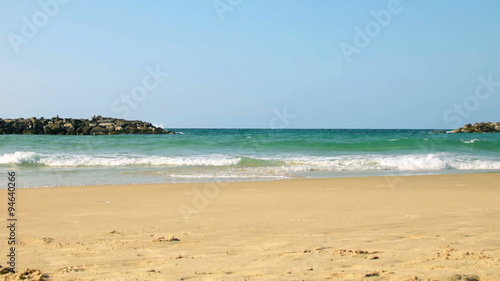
1, 0, 499, 129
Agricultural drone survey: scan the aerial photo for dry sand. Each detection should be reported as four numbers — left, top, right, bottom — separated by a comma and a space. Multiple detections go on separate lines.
1, 173, 500, 280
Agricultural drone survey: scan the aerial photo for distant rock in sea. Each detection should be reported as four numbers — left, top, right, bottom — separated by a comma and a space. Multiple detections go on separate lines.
451, 122, 500, 133
0, 116, 175, 135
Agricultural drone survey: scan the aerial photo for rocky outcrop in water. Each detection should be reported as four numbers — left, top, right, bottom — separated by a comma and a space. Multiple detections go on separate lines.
451, 122, 500, 133
0, 116, 175, 135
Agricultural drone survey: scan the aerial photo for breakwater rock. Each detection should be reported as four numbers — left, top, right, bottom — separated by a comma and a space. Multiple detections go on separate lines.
451, 122, 500, 133
0, 116, 175, 135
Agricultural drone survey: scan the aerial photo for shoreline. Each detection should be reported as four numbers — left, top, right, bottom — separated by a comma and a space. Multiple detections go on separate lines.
1, 173, 499, 280
4, 128, 500, 188
11, 169, 500, 189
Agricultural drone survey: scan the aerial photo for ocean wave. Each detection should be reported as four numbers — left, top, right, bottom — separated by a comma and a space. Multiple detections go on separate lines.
154, 154, 500, 181
461, 139, 480, 144
1, 151, 500, 172
0, 151, 240, 167
0, 151, 40, 165
275, 154, 500, 172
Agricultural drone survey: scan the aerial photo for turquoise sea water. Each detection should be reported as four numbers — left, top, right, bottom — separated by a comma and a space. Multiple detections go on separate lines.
1, 129, 500, 187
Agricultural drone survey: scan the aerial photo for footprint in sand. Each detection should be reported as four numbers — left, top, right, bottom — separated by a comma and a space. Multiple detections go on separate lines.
332, 249, 380, 259
448, 274, 480, 281
152, 235, 180, 243
60, 265, 87, 274
39, 237, 55, 244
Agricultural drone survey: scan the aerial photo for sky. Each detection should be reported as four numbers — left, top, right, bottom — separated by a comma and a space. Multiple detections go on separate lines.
0, 0, 499, 129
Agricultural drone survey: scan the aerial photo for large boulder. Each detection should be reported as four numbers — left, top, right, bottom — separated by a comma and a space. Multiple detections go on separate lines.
89, 126, 109, 135
43, 123, 64, 135
76, 126, 92, 135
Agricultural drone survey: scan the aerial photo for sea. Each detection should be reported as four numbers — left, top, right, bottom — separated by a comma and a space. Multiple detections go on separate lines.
1, 129, 500, 188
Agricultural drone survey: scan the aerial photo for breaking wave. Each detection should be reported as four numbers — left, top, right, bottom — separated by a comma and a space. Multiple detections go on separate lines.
2, 151, 500, 171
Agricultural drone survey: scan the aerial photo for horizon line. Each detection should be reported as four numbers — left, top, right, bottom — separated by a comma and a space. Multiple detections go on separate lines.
165, 127, 453, 130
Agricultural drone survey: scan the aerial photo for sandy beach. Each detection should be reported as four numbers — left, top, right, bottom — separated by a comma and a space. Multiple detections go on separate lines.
1, 173, 499, 280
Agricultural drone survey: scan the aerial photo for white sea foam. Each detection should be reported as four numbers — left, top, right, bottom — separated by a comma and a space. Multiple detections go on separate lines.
388, 137, 408, 142
274, 153, 500, 172
0, 151, 40, 164
166, 173, 287, 179
0, 151, 240, 167
461, 139, 480, 144
2, 151, 500, 172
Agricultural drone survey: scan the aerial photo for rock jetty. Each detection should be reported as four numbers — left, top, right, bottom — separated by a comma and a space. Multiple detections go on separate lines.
0, 116, 175, 135
451, 122, 500, 133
